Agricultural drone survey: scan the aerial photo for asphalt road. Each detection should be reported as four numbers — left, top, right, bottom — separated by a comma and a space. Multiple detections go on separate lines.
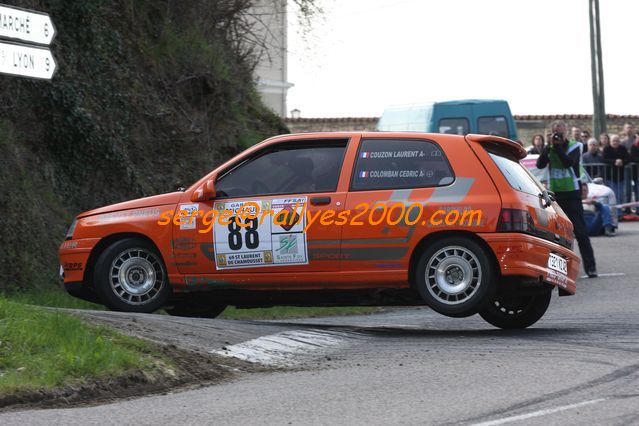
3, 223, 639, 425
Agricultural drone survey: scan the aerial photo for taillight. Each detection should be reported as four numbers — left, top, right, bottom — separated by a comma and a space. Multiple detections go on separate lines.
496, 209, 534, 232
496, 208, 572, 249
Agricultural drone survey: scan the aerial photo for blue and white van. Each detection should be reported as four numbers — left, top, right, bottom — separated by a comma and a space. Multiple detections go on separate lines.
377, 99, 518, 141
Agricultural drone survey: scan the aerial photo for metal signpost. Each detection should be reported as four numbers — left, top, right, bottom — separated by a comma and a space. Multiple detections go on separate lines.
0, 4, 57, 79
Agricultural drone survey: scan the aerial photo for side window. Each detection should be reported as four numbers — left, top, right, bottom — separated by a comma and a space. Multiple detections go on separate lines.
489, 152, 542, 196
351, 139, 454, 191
216, 141, 347, 198
438, 118, 469, 135
478, 116, 509, 137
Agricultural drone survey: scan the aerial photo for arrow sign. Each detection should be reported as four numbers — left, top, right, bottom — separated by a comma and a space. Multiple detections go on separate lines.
0, 4, 56, 45
0, 41, 56, 79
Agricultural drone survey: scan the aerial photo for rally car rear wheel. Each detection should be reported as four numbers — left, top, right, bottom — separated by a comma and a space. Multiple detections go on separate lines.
479, 290, 552, 329
415, 237, 496, 318
93, 238, 170, 312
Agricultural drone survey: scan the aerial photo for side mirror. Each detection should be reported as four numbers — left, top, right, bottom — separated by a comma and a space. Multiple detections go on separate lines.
191, 177, 217, 202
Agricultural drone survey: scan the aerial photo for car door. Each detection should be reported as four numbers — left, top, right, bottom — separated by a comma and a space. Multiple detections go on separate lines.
173, 139, 349, 275
340, 137, 458, 273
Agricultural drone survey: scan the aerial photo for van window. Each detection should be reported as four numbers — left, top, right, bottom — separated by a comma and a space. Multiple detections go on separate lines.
478, 116, 509, 138
351, 139, 454, 191
438, 118, 469, 135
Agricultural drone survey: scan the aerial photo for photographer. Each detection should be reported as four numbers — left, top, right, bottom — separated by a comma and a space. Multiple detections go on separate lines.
537, 120, 597, 277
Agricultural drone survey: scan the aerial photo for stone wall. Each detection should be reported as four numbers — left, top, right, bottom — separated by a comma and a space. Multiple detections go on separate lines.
285, 115, 639, 148
285, 117, 378, 133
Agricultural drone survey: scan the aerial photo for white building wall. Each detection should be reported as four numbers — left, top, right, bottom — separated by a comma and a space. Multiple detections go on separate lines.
246, 0, 293, 117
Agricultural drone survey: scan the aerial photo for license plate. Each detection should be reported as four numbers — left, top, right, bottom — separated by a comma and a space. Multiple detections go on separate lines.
548, 253, 567, 275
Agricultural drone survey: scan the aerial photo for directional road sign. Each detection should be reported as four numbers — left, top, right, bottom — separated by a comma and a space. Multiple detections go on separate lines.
0, 40, 56, 79
0, 4, 56, 45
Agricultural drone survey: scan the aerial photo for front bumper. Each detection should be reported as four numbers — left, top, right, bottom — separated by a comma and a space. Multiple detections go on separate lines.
480, 233, 580, 295
58, 238, 100, 284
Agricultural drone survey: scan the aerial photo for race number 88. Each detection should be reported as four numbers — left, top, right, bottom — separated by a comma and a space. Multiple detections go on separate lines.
228, 217, 259, 250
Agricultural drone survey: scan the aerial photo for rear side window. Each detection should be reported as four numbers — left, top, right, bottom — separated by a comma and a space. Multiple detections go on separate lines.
438, 118, 469, 135
489, 152, 542, 196
351, 139, 454, 191
478, 116, 509, 137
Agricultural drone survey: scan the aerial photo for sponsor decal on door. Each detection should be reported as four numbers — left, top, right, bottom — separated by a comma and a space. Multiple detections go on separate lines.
213, 197, 308, 269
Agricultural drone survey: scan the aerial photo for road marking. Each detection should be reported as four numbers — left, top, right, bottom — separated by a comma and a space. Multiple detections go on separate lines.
471, 398, 608, 426
579, 272, 625, 279
211, 329, 358, 366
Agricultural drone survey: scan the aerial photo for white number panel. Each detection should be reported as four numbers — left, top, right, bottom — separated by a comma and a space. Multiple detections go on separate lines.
212, 197, 308, 269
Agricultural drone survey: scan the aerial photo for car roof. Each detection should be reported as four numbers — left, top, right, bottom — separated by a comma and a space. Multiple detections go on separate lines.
267, 132, 526, 159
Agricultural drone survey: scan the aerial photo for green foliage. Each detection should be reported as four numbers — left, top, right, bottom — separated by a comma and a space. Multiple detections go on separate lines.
0, 297, 165, 393
0, 0, 287, 292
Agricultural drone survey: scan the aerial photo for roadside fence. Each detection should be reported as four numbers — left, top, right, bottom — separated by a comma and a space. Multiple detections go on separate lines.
582, 162, 639, 209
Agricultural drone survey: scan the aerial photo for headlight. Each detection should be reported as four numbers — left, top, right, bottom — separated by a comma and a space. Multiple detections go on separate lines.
66, 219, 77, 240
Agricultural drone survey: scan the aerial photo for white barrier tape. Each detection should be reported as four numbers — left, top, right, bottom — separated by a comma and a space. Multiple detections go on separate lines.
612, 201, 639, 209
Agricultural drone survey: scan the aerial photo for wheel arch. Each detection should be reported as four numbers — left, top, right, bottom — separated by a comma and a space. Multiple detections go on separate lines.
408, 230, 501, 289
83, 232, 166, 291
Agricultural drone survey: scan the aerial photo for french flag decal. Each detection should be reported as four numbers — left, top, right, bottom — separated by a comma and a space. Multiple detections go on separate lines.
360, 152, 369, 158
359, 171, 368, 178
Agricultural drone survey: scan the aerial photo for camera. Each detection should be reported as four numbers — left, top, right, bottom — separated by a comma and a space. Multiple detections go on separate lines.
552, 132, 563, 142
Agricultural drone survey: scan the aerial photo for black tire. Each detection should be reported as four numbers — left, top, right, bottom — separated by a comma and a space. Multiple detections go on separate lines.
93, 238, 170, 313
479, 290, 552, 329
165, 300, 227, 318
415, 237, 496, 318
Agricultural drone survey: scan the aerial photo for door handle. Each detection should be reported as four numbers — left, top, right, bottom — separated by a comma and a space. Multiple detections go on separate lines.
310, 196, 331, 206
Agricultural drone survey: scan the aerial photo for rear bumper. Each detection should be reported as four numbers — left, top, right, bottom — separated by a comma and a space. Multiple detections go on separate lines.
479, 233, 580, 295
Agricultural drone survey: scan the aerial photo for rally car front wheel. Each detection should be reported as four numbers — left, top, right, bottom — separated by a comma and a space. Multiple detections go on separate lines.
93, 238, 170, 313
479, 290, 552, 329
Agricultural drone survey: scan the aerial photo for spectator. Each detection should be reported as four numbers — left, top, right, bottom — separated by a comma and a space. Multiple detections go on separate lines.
599, 133, 610, 151
537, 120, 597, 277
621, 122, 635, 151
602, 134, 629, 214
582, 129, 591, 142
583, 138, 604, 178
582, 182, 616, 236
528, 134, 545, 154
620, 123, 637, 209
571, 126, 583, 146
629, 132, 639, 207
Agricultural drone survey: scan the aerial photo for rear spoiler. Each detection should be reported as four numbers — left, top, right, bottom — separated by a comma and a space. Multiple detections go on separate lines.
465, 134, 527, 160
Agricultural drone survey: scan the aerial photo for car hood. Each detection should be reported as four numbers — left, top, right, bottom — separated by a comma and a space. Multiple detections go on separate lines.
77, 192, 184, 218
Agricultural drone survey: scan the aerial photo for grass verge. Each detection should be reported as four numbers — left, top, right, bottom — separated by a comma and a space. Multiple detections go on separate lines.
8, 288, 384, 320
220, 306, 384, 320
0, 296, 169, 395
5, 288, 103, 310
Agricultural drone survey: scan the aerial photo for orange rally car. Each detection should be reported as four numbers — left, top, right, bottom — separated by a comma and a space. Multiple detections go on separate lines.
59, 132, 580, 329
